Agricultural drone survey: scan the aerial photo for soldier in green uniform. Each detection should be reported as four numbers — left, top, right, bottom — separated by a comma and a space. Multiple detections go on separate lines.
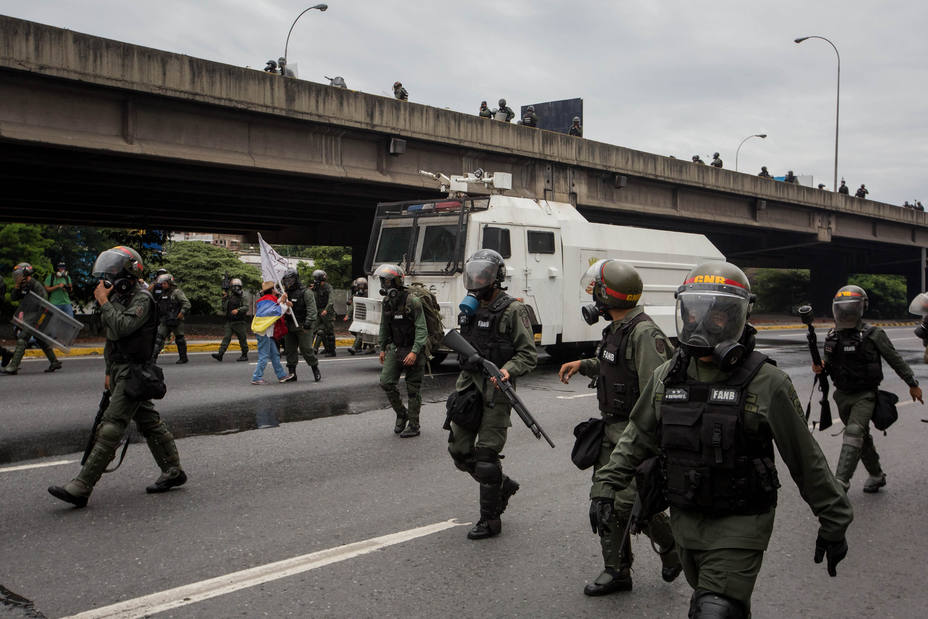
48, 246, 186, 507
282, 269, 321, 382
478, 101, 493, 119
520, 105, 538, 127
711, 152, 723, 168
151, 273, 191, 364
496, 98, 515, 122
0, 274, 12, 369
594, 262, 853, 617
212, 278, 250, 362
346, 277, 373, 355
375, 264, 428, 438
312, 270, 337, 357
448, 249, 537, 540
1, 262, 62, 375
558, 260, 681, 596
814, 285, 923, 493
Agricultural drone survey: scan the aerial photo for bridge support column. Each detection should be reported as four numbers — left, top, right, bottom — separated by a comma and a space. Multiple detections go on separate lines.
809, 259, 848, 316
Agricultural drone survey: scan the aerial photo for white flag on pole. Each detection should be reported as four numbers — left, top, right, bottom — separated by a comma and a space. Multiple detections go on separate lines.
258, 233, 290, 284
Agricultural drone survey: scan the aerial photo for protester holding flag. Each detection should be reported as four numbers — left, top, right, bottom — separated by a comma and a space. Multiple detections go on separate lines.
251, 282, 293, 385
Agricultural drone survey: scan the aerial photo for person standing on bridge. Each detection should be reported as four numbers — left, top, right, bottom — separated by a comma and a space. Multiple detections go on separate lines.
569, 116, 583, 137
1, 263, 62, 375
478, 101, 493, 119
447, 249, 537, 540
212, 278, 249, 362
558, 260, 681, 596
813, 285, 923, 493
496, 98, 514, 122
281, 268, 321, 382
151, 273, 190, 365
710, 152, 723, 168
393, 81, 408, 101
691, 155, 705, 164
838, 179, 849, 194
375, 264, 428, 438
49, 246, 186, 507
855, 184, 869, 199
520, 105, 538, 127
758, 166, 771, 178
312, 270, 337, 357
594, 262, 853, 617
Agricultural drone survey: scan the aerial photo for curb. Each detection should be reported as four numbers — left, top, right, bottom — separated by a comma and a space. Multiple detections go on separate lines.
22, 337, 358, 359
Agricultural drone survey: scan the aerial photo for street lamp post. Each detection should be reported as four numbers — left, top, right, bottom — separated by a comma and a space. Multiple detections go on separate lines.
735, 133, 767, 172
282, 4, 328, 74
795, 35, 840, 191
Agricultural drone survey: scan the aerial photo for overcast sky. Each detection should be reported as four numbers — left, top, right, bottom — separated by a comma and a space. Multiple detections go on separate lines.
3, 0, 926, 206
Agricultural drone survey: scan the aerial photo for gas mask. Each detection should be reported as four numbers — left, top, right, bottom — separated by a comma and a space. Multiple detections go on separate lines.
580, 299, 611, 325
459, 291, 480, 316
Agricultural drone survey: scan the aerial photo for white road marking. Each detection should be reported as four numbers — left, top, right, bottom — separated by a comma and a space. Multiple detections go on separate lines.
64, 519, 467, 619
556, 393, 596, 400
0, 459, 77, 474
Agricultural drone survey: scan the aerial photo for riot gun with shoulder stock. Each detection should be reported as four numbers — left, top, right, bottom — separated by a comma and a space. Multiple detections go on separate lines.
798, 305, 833, 431
443, 329, 555, 447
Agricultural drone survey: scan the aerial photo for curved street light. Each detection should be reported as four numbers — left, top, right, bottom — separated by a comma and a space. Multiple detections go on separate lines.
282, 4, 328, 74
735, 133, 767, 172
795, 35, 840, 191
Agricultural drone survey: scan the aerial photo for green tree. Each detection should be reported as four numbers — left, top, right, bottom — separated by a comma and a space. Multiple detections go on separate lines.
746, 268, 810, 313
161, 241, 261, 315
0, 223, 55, 316
848, 273, 907, 318
296, 246, 352, 289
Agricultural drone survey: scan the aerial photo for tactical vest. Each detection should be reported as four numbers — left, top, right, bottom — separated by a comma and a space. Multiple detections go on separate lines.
111, 289, 158, 363
597, 313, 651, 418
157, 290, 180, 320
384, 291, 415, 352
226, 293, 246, 321
459, 294, 515, 368
659, 351, 780, 516
290, 286, 310, 326
824, 326, 882, 392
314, 283, 330, 310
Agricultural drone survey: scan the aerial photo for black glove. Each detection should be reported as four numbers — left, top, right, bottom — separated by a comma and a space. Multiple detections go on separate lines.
813, 534, 848, 577
589, 498, 614, 536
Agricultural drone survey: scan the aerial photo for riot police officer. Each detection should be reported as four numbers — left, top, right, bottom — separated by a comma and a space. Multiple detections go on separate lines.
212, 278, 249, 362
758, 166, 771, 178
312, 270, 337, 357
692, 155, 705, 164
855, 184, 869, 199
814, 285, 923, 492
0, 274, 11, 368
376, 264, 428, 438
558, 260, 681, 596
478, 100, 493, 119
496, 98, 514, 122
594, 262, 853, 617
151, 273, 191, 364
393, 81, 408, 101
520, 105, 538, 127
448, 249, 537, 540
710, 152, 723, 168
1, 262, 62, 375
838, 179, 849, 194
569, 116, 583, 137
48, 246, 186, 507
346, 277, 372, 355
281, 269, 321, 381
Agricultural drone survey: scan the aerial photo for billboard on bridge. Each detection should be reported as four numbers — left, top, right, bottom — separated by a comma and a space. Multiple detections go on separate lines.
520, 98, 583, 135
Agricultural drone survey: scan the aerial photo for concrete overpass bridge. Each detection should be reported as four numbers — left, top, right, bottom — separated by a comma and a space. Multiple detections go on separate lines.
1, 15, 926, 309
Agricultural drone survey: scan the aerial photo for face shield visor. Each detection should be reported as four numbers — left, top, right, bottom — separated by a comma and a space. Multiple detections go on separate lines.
580, 260, 608, 298
832, 298, 864, 329
463, 259, 499, 293
676, 291, 749, 350
91, 250, 130, 281
909, 293, 928, 317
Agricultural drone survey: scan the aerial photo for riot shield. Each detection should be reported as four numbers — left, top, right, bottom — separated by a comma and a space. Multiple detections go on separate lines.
11, 291, 84, 352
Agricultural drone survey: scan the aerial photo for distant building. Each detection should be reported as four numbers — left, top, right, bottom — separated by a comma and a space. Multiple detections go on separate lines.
171, 232, 246, 251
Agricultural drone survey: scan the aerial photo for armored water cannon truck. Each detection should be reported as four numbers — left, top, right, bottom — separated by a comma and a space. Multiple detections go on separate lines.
349, 170, 724, 362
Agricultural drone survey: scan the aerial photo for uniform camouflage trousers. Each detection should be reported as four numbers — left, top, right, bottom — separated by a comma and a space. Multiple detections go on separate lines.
592, 418, 679, 573
679, 546, 764, 614
73, 363, 181, 494
154, 322, 186, 360
218, 321, 249, 356
284, 327, 319, 369
833, 389, 882, 484
379, 347, 425, 425
6, 333, 58, 372
318, 312, 336, 354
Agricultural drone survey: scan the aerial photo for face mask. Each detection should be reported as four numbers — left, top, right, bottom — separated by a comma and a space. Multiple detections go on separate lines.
581, 303, 600, 325
459, 292, 480, 316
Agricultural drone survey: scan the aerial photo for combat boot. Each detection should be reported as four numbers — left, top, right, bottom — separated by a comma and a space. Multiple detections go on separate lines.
583, 567, 633, 596
312, 364, 321, 382
399, 423, 420, 438
236, 353, 248, 362
469, 480, 503, 540
0, 347, 11, 367
467, 518, 501, 540
175, 340, 189, 364
835, 440, 862, 489
393, 409, 408, 434
44, 360, 63, 373
863, 472, 887, 493
48, 479, 92, 508
499, 477, 520, 515
287, 364, 298, 381
211, 352, 224, 362
146, 467, 188, 493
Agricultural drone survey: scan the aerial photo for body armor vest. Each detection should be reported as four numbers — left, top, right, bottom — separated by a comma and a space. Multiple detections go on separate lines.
459, 293, 516, 368
659, 351, 780, 516
156, 290, 180, 320
824, 326, 882, 392
385, 291, 415, 353
225, 293, 246, 321
597, 313, 651, 418
112, 289, 158, 363
314, 284, 330, 310
290, 285, 309, 326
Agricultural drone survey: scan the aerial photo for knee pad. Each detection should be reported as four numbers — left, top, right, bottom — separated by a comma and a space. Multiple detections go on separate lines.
843, 424, 865, 448
450, 450, 475, 474
96, 421, 126, 446
688, 590, 746, 619
474, 450, 502, 485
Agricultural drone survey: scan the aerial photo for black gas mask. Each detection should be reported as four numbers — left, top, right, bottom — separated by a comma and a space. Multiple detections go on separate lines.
580, 299, 610, 325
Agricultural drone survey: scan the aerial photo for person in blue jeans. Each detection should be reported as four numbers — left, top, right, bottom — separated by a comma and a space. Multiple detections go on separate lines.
251, 282, 294, 385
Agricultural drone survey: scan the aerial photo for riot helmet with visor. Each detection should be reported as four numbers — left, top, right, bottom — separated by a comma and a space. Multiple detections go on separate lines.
832, 285, 867, 329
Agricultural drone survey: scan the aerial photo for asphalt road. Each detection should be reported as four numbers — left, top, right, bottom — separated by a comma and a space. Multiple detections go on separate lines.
1, 328, 927, 618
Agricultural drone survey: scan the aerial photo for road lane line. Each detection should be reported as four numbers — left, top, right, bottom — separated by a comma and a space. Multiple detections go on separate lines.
64, 519, 468, 619
0, 459, 77, 474
556, 393, 596, 400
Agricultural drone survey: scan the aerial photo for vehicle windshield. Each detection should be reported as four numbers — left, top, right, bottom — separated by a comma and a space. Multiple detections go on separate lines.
365, 199, 488, 275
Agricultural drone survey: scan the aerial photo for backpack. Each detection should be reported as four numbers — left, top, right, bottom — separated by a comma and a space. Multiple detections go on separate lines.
406, 283, 444, 357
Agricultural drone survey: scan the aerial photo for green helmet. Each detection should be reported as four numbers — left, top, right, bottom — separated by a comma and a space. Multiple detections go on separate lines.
581, 259, 642, 310
373, 263, 405, 294
832, 285, 867, 328
675, 261, 753, 362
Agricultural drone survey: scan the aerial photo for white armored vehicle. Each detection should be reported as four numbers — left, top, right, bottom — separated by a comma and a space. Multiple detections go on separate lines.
350, 170, 724, 362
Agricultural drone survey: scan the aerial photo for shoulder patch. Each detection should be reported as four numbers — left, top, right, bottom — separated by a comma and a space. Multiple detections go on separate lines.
134, 305, 145, 318
520, 307, 531, 330
655, 338, 666, 355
